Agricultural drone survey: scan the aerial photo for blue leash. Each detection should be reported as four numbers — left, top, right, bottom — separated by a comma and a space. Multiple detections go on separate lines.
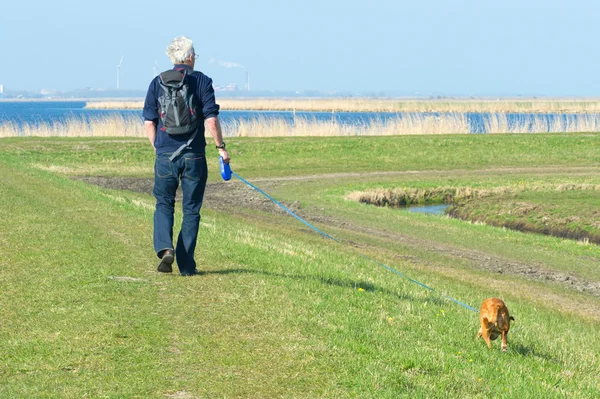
231, 171, 479, 313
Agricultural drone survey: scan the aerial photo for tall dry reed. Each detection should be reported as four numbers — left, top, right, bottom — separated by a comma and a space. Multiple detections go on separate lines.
483, 113, 600, 133
226, 114, 470, 137
3, 113, 600, 138
0, 115, 145, 138
345, 183, 600, 207
85, 98, 600, 114
85, 101, 144, 110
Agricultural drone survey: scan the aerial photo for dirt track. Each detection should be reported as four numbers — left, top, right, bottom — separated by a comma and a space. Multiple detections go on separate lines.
75, 175, 600, 298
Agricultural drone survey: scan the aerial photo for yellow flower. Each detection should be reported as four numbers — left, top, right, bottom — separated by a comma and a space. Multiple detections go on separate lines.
358, 288, 365, 292
469, 359, 473, 363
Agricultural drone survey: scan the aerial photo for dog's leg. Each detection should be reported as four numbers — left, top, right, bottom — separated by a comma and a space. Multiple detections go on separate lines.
476, 328, 482, 339
501, 331, 508, 352
480, 317, 492, 348
483, 331, 492, 349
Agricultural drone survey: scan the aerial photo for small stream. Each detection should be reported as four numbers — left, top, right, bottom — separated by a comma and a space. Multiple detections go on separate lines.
407, 204, 451, 215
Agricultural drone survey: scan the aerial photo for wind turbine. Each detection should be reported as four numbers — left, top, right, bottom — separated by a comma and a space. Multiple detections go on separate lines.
116, 56, 124, 89
153, 60, 158, 77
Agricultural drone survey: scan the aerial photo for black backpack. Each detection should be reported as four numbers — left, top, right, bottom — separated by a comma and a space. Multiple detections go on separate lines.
158, 69, 199, 135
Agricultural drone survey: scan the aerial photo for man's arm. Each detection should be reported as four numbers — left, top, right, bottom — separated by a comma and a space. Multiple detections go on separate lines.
142, 79, 159, 152
198, 75, 229, 163
144, 120, 157, 151
206, 116, 230, 163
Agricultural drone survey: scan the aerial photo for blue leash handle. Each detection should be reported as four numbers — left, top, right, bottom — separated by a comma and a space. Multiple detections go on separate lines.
231, 171, 479, 314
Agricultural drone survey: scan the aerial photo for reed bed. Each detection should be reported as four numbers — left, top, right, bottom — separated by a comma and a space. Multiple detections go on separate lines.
85, 101, 145, 110
228, 114, 470, 137
346, 184, 600, 208
0, 114, 470, 138
221, 98, 600, 114
3, 113, 600, 138
484, 113, 600, 133
0, 115, 145, 138
85, 98, 600, 114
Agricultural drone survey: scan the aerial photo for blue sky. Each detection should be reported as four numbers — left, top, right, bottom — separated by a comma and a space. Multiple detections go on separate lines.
1, 0, 599, 96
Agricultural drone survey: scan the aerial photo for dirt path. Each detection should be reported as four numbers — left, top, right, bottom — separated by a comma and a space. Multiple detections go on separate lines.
74, 174, 600, 299
248, 166, 600, 182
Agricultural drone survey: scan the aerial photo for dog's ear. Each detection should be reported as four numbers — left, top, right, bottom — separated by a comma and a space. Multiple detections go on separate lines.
482, 317, 495, 329
510, 316, 515, 321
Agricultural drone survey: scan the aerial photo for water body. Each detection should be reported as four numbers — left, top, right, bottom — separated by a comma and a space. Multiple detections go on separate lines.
0, 101, 399, 125
407, 204, 451, 215
0, 101, 596, 133
0, 101, 138, 125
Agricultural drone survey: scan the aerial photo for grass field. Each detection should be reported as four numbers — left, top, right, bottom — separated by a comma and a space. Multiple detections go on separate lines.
1, 134, 599, 398
448, 188, 600, 244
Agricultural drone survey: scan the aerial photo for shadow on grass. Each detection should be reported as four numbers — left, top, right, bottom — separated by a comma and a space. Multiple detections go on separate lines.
199, 267, 448, 308
510, 342, 556, 362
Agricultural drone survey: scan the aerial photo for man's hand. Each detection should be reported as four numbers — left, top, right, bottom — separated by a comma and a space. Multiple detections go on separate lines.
144, 120, 157, 152
206, 117, 231, 164
219, 148, 231, 163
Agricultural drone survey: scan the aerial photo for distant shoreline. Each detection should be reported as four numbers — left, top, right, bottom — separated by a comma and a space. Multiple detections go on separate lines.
5, 97, 600, 113
0, 98, 143, 103
83, 98, 600, 114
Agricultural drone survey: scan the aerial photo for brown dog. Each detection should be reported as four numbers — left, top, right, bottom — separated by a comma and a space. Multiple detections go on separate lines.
477, 298, 514, 352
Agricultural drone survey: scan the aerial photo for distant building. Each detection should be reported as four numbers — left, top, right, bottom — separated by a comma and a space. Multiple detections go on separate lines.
0, 84, 4, 94
213, 84, 238, 92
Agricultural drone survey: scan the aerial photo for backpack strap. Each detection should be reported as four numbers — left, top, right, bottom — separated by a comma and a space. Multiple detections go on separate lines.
170, 88, 180, 127
168, 130, 198, 161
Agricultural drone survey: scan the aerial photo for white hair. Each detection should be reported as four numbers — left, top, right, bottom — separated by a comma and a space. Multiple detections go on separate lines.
165, 36, 195, 64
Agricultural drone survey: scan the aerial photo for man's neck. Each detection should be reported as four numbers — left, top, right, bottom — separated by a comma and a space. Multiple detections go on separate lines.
174, 63, 192, 70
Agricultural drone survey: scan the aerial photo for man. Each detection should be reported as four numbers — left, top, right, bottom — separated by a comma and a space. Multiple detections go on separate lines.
143, 36, 230, 276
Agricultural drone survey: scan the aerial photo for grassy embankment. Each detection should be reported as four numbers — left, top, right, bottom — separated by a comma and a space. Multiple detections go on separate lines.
349, 183, 600, 244
448, 188, 600, 244
1, 134, 600, 398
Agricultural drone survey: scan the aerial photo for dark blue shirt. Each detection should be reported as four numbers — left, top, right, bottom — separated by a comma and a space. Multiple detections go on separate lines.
143, 64, 220, 155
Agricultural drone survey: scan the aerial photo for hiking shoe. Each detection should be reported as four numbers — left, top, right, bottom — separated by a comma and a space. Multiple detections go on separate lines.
180, 270, 198, 277
157, 249, 174, 273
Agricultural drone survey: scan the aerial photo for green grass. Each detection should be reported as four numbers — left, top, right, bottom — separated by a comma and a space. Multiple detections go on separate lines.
1, 133, 599, 178
1, 135, 600, 398
450, 189, 600, 244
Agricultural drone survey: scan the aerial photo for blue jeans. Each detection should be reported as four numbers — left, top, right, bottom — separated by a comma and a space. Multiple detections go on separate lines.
153, 151, 208, 274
